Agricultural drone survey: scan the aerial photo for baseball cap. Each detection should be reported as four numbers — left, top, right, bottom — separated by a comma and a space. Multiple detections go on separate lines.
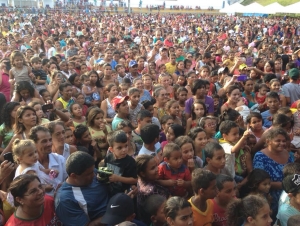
112, 96, 129, 110
101, 193, 134, 225
239, 63, 247, 70
283, 174, 300, 193
218, 67, 229, 74
288, 68, 300, 79
129, 60, 138, 68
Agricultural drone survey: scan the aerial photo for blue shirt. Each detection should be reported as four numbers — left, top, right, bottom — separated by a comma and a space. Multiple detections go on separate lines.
55, 172, 108, 226
261, 110, 272, 128
139, 90, 152, 103
60, 39, 66, 47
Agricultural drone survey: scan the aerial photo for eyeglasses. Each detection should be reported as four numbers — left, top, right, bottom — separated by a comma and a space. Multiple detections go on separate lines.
24, 184, 44, 196
205, 122, 216, 128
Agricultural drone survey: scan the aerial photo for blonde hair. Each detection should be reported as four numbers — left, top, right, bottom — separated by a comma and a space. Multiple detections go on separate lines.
12, 139, 35, 163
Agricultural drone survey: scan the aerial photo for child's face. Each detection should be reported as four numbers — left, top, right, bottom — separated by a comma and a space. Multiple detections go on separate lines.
32, 62, 42, 69
94, 113, 104, 127
165, 150, 183, 169
120, 87, 128, 96
187, 73, 197, 84
237, 98, 245, 107
181, 143, 194, 161
20, 89, 30, 99
247, 137, 257, 150
129, 91, 140, 105
194, 131, 207, 150
248, 204, 272, 226
193, 103, 205, 118
163, 119, 174, 132
259, 87, 268, 96
117, 66, 125, 75
258, 178, 271, 195
167, 207, 193, 226
266, 97, 280, 112
169, 102, 180, 117
249, 70, 257, 79
33, 104, 43, 119
19, 147, 38, 166
139, 117, 152, 129
122, 126, 133, 142
143, 76, 152, 86
216, 181, 236, 206
84, 78, 90, 86
109, 86, 119, 97
210, 75, 218, 84
176, 76, 185, 86
65, 130, 74, 145
146, 105, 154, 116
178, 91, 187, 102
110, 142, 128, 159
200, 68, 209, 78
117, 101, 129, 114
207, 149, 226, 169
76, 94, 85, 105
80, 130, 92, 144
270, 81, 281, 92
142, 157, 159, 181
202, 179, 217, 200
249, 117, 262, 131
244, 80, 254, 92
223, 127, 239, 143
42, 91, 51, 102
71, 104, 82, 117
153, 201, 167, 226
166, 127, 175, 142
213, 98, 219, 107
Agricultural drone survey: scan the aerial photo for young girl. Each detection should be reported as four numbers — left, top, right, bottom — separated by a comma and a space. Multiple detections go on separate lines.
246, 169, 272, 205
164, 197, 193, 226
235, 97, 250, 123
246, 112, 266, 142
174, 135, 203, 172
185, 71, 197, 98
255, 83, 268, 111
68, 73, 81, 97
158, 74, 174, 99
220, 85, 241, 114
136, 155, 170, 222
69, 103, 86, 128
9, 50, 35, 86
39, 89, 52, 103
176, 87, 188, 128
81, 74, 96, 106
101, 63, 119, 87
198, 116, 217, 142
176, 74, 187, 87
88, 70, 102, 104
128, 87, 143, 128
227, 195, 272, 226
212, 174, 236, 226
165, 100, 182, 126
64, 127, 74, 145
186, 100, 206, 134
87, 107, 111, 161
12, 81, 43, 105
161, 124, 185, 149
269, 78, 286, 107
198, 65, 210, 80
75, 92, 88, 117
159, 115, 174, 143
28, 101, 50, 125
116, 121, 137, 158
188, 127, 208, 161
100, 83, 118, 123
0, 102, 20, 150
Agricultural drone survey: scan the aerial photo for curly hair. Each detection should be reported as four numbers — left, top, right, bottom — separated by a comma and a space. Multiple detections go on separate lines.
1, 102, 20, 131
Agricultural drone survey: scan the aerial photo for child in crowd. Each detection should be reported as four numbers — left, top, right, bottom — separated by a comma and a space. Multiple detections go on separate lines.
74, 92, 88, 116
31, 56, 47, 91
111, 96, 130, 130
203, 142, 231, 177
105, 130, 137, 196
128, 87, 143, 128
161, 124, 185, 149
186, 100, 206, 134
227, 195, 272, 226
212, 174, 236, 226
219, 120, 250, 179
69, 103, 86, 127
261, 92, 281, 128
189, 169, 217, 226
141, 99, 161, 129
188, 127, 208, 161
165, 100, 182, 125
235, 97, 250, 123
175, 135, 203, 171
255, 83, 268, 111
64, 127, 74, 145
158, 74, 174, 99
159, 115, 174, 143
81, 74, 96, 105
144, 195, 167, 226
132, 110, 152, 151
101, 83, 118, 123
116, 121, 137, 158
139, 124, 161, 159
246, 169, 271, 203
158, 143, 191, 197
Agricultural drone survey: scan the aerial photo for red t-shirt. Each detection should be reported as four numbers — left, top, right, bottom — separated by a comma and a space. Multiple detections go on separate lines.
212, 199, 227, 226
5, 195, 61, 226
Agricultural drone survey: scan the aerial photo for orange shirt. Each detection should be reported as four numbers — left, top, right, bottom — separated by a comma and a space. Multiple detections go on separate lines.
189, 198, 214, 226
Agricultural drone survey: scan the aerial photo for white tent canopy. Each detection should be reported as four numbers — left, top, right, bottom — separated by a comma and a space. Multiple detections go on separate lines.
263, 3, 285, 14
241, 2, 267, 14
219, 2, 245, 13
284, 2, 300, 14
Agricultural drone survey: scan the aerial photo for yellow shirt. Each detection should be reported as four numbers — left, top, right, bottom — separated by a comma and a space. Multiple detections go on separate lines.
165, 62, 176, 75
223, 59, 235, 69
188, 198, 214, 226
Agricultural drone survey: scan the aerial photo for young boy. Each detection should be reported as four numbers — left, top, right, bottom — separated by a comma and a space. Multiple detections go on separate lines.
261, 92, 280, 128
277, 174, 300, 226
144, 195, 166, 226
132, 110, 152, 151
139, 124, 160, 157
212, 174, 236, 226
112, 96, 130, 130
66, 39, 79, 58
189, 169, 217, 226
165, 53, 177, 75
116, 64, 127, 84
158, 143, 191, 197
105, 131, 137, 196
219, 120, 250, 179
31, 56, 47, 91
119, 82, 129, 97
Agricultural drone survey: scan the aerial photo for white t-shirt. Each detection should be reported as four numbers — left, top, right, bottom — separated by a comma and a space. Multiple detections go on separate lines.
220, 142, 235, 178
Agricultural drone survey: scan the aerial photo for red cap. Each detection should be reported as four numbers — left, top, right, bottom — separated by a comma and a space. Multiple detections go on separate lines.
112, 96, 129, 110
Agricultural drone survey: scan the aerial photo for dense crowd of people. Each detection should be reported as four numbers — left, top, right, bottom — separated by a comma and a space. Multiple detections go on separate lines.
0, 9, 300, 226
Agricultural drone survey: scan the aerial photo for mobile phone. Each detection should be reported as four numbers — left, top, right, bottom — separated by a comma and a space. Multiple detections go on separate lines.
4, 152, 14, 163
237, 74, 247, 82
42, 103, 53, 112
